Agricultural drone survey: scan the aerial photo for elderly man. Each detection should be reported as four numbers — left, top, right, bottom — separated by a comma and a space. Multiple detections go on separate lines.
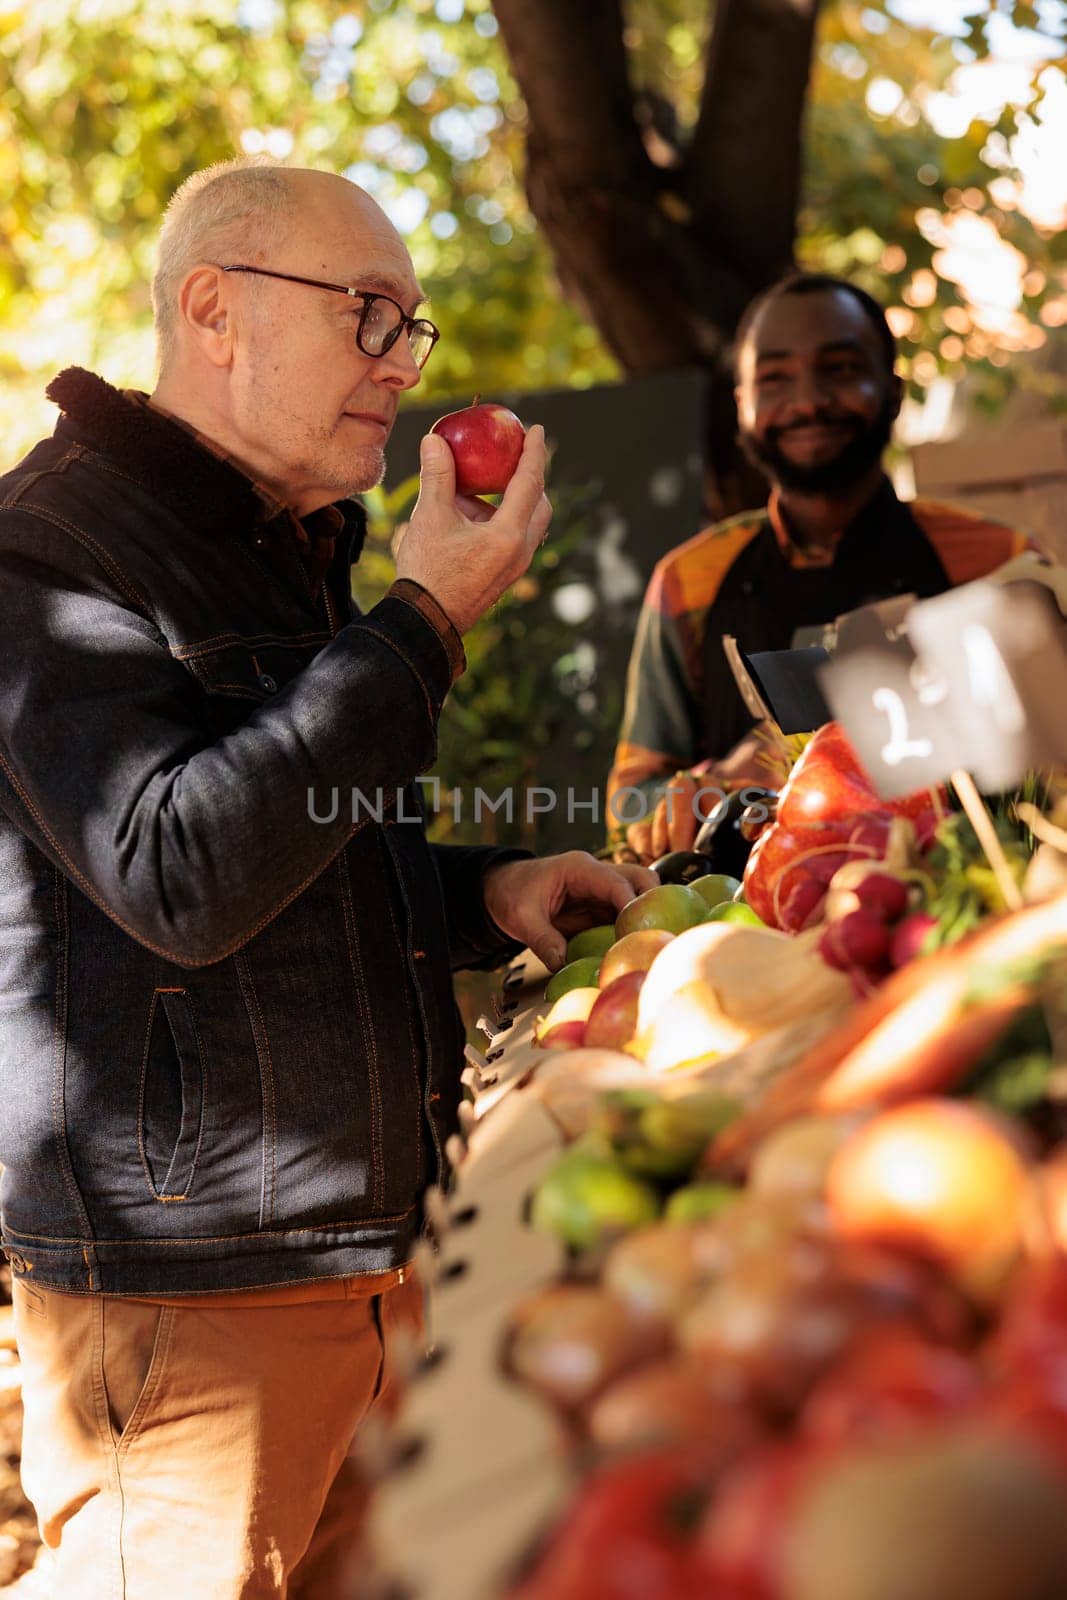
610, 272, 1035, 862
0, 162, 653, 1598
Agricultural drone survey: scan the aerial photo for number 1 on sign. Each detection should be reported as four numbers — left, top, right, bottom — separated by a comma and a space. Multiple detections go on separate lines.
872, 686, 934, 767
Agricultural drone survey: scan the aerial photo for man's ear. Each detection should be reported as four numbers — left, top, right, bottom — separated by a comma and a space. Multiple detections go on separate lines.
178, 266, 234, 368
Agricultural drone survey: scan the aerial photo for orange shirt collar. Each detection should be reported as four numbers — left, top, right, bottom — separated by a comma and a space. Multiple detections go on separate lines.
767, 486, 839, 570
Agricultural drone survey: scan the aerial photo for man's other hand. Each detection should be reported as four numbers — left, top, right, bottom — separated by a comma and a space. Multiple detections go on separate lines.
482, 852, 658, 971
395, 426, 552, 634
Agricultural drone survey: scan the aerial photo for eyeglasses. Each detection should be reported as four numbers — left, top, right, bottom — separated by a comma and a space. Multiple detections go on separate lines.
221, 265, 440, 370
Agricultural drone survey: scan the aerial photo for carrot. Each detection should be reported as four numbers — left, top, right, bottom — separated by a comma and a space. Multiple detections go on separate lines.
667, 772, 700, 855
650, 797, 671, 862
817, 981, 1027, 1111
626, 819, 655, 866
708, 888, 1067, 1176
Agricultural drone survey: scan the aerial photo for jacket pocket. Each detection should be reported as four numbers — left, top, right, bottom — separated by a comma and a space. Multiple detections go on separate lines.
178, 637, 327, 702
138, 988, 205, 1202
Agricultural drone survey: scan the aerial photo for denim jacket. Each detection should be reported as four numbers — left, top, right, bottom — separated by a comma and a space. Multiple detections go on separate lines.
0, 368, 524, 1295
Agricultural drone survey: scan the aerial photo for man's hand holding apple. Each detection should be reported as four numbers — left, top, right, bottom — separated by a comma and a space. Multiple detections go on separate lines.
395, 421, 552, 636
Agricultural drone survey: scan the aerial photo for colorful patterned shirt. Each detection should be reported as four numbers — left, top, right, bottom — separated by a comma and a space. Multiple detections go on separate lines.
608, 483, 1036, 813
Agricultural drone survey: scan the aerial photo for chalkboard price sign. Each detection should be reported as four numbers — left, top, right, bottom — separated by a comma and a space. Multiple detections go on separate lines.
819, 579, 1067, 800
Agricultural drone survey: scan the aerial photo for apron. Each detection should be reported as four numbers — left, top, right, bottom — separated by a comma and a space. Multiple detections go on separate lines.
700, 478, 950, 759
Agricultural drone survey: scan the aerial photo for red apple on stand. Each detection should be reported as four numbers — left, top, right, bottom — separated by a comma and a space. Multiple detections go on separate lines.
584, 972, 646, 1053
430, 394, 525, 495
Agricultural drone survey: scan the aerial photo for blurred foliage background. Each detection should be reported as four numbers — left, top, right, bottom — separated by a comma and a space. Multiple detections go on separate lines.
2, 0, 1064, 460
1, 0, 1065, 848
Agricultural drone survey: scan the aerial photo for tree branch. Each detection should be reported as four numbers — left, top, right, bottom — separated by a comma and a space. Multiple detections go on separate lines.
491, 0, 750, 373
491, 0, 647, 191
686, 0, 821, 284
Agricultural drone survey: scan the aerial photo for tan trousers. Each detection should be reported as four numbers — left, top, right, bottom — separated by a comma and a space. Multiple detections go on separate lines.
11, 1269, 423, 1600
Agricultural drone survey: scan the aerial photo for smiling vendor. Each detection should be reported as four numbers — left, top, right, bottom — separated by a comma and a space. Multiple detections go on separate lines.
608, 272, 1037, 862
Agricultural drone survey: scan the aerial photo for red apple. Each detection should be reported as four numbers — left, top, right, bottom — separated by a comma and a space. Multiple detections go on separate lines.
539, 1020, 588, 1051
584, 972, 646, 1052
429, 394, 525, 495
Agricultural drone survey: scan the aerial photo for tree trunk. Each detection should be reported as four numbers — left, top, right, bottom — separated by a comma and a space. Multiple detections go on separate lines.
491, 0, 821, 516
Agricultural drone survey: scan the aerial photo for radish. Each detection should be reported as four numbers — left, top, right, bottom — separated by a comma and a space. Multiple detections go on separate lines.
912, 807, 940, 852
819, 910, 892, 973
853, 873, 909, 923
889, 911, 939, 969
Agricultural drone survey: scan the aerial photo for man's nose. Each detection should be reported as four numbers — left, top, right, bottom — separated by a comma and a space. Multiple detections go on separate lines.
373, 335, 422, 391
782, 369, 831, 417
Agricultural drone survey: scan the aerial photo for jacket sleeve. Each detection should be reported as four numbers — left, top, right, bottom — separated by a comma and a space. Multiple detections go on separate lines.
430, 843, 533, 970
606, 566, 703, 829
0, 509, 458, 969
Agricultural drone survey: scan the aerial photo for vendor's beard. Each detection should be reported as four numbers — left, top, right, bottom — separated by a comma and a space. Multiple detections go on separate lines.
739, 396, 895, 495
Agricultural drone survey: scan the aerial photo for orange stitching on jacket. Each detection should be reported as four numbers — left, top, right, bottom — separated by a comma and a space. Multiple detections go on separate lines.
374, 827, 426, 1194
15, 504, 155, 616
136, 990, 162, 1201
387, 590, 456, 681
173, 631, 330, 660
4, 1206, 418, 1244
0, 446, 81, 508
0, 744, 376, 968
234, 955, 277, 1228
336, 857, 386, 1214
49, 870, 91, 1233
351, 624, 434, 725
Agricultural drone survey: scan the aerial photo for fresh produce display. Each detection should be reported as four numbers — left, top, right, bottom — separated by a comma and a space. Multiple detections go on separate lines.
491, 743, 1067, 1600
532, 869, 849, 1070
367, 719, 1067, 1600
430, 394, 526, 495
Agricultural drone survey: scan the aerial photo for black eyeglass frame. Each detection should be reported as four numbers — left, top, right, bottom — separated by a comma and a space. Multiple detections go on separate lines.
220, 264, 440, 368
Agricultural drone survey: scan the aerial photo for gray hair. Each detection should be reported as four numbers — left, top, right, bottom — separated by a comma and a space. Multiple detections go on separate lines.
151, 159, 294, 370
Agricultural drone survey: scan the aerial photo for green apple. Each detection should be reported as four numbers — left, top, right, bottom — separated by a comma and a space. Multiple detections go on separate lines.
702, 900, 766, 928
530, 1148, 660, 1249
544, 955, 602, 1004
615, 883, 707, 940
689, 872, 742, 912
665, 1181, 739, 1223
565, 923, 617, 964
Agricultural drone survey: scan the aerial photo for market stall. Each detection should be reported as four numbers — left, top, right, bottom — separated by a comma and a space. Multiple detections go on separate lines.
364, 574, 1067, 1600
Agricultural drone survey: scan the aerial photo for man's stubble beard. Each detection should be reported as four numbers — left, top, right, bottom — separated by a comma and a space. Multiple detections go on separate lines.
739, 392, 896, 496
341, 445, 387, 496
312, 432, 387, 499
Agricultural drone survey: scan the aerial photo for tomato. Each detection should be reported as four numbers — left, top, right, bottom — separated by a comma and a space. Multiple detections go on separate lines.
776, 725, 883, 830
698, 1439, 827, 1599
509, 1447, 720, 1600
742, 819, 850, 931
800, 1330, 981, 1445
776, 724, 943, 832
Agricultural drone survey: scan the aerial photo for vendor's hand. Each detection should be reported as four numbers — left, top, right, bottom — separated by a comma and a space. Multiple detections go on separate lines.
482, 852, 658, 971
626, 728, 784, 865
395, 427, 552, 634
717, 724, 782, 787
